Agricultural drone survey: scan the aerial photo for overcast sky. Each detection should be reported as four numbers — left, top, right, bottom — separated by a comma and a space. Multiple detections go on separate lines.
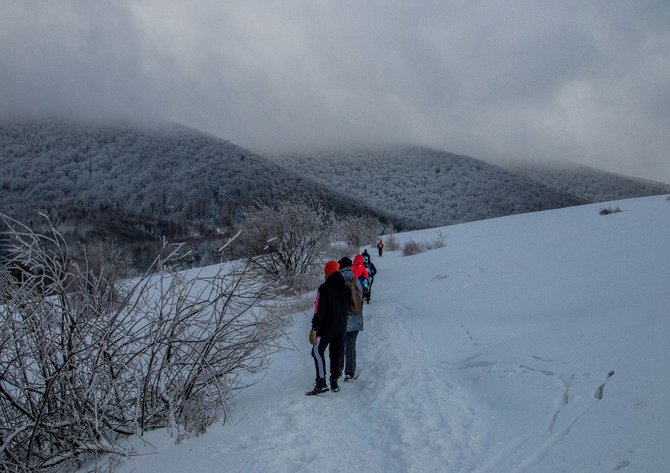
1, 0, 669, 183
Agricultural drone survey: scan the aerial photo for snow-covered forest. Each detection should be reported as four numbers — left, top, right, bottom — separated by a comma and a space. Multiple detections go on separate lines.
0, 120, 385, 225
273, 148, 670, 227
4, 119, 668, 248
508, 161, 670, 203
0, 120, 401, 268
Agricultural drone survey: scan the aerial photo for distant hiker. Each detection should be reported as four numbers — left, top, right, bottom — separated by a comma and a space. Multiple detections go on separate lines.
337, 257, 364, 382
307, 260, 350, 396
362, 252, 377, 304
377, 239, 384, 257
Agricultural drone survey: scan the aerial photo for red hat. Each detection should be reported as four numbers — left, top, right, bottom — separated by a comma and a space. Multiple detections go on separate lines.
324, 260, 340, 277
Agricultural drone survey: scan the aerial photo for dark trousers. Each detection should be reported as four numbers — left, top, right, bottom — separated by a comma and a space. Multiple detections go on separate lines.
339, 331, 359, 376
364, 280, 373, 302
312, 334, 344, 382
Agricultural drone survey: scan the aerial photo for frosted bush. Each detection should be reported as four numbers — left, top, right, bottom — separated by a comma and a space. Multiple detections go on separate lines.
599, 206, 622, 215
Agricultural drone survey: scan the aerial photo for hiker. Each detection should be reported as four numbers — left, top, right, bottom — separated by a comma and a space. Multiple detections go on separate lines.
307, 260, 350, 395
377, 239, 384, 257
362, 251, 377, 304
338, 257, 364, 382
352, 254, 370, 298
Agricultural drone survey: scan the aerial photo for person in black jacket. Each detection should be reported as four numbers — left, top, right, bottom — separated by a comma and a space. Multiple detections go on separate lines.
306, 260, 351, 395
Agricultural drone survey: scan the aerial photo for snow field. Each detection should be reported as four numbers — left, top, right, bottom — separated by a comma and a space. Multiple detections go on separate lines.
109, 195, 670, 473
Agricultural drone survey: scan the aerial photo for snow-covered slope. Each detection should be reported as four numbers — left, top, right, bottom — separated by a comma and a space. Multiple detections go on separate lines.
107, 195, 670, 473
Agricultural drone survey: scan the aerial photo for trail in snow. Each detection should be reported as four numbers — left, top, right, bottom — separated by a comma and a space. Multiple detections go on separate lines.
219, 261, 488, 472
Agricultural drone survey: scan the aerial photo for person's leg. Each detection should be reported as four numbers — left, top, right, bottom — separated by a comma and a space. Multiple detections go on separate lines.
345, 331, 359, 378
328, 335, 345, 382
311, 337, 328, 381
339, 333, 346, 373
306, 338, 330, 394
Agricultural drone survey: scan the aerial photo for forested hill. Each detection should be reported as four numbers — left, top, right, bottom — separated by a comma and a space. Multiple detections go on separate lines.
506, 162, 670, 203
4, 119, 665, 261
0, 119, 407, 268
272, 148, 586, 227
0, 119, 394, 225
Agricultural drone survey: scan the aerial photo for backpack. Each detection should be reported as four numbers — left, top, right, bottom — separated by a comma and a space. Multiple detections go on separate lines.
345, 278, 364, 315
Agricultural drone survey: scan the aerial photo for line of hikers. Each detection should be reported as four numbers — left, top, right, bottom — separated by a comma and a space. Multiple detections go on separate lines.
307, 249, 378, 396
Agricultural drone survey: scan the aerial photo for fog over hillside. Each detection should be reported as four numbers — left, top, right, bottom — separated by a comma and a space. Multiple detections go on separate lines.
3, 1, 669, 184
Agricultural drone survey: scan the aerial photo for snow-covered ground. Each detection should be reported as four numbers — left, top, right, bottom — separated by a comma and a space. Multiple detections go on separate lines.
107, 195, 670, 473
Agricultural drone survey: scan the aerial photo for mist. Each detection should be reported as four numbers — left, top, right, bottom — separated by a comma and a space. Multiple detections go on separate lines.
1, 0, 669, 183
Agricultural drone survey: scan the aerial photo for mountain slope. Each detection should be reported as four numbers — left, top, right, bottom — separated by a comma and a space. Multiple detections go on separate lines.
273, 148, 586, 227
0, 119, 395, 225
0, 120, 409, 268
107, 194, 670, 473
507, 161, 670, 202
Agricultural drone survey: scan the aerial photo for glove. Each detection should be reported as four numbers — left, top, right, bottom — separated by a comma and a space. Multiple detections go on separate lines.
309, 329, 318, 345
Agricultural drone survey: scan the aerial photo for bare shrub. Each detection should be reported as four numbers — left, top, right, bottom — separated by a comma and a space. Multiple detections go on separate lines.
384, 233, 400, 252
431, 231, 447, 249
238, 200, 335, 285
337, 215, 382, 249
0, 213, 288, 472
599, 206, 622, 215
401, 233, 446, 257
402, 239, 426, 256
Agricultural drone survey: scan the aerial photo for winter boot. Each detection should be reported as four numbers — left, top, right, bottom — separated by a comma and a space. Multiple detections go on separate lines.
330, 378, 340, 393
306, 378, 329, 396
344, 373, 355, 382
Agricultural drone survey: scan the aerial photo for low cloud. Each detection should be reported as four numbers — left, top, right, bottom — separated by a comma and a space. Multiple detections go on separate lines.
1, 0, 669, 182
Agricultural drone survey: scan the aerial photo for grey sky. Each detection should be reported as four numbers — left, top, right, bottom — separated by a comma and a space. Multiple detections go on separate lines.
1, 0, 669, 183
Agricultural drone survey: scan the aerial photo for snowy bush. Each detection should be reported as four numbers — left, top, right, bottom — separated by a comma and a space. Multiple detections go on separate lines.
336, 215, 382, 249
0, 214, 288, 472
238, 200, 335, 288
401, 233, 446, 256
599, 206, 622, 215
384, 233, 400, 252
430, 231, 447, 249
402, 239, 426, 256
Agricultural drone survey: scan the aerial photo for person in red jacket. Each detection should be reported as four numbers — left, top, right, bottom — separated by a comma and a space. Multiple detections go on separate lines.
353, 254, 372, 303
377, 239, 384, 257
352, 254, 369, 282
306, 260, 350, 395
